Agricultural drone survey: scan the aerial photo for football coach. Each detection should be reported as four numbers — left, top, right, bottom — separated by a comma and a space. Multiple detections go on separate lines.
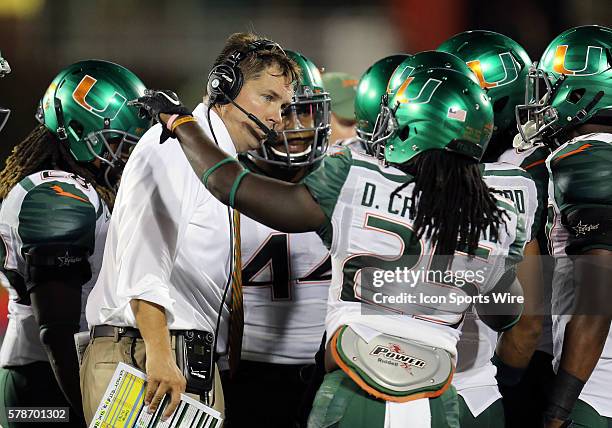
80, 33, 300, 423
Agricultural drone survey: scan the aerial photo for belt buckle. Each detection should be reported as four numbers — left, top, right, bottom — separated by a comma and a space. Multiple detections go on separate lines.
114, 327, 125, 342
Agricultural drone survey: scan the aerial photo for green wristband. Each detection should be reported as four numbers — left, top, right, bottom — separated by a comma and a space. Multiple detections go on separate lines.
229, 170, 250, 208
201, 158, 237, 187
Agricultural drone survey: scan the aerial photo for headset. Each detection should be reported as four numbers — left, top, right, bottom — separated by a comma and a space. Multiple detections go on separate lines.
206, 39, 287, 143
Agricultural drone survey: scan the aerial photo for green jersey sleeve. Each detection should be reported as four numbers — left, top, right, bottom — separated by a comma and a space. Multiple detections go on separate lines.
302, 147, 353, 220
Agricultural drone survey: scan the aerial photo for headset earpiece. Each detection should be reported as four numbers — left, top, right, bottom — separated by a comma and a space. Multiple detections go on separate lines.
206, 39, 285, 106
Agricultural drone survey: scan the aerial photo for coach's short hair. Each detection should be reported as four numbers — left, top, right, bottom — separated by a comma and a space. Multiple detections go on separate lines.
212, 32, 301, 84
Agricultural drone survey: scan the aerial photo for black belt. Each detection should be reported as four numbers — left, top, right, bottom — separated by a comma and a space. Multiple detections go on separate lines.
91, 325, 142, 341
91, 324, 190, 340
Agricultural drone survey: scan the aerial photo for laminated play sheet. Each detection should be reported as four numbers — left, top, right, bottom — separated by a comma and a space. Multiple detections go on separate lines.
90, 362, 222, 428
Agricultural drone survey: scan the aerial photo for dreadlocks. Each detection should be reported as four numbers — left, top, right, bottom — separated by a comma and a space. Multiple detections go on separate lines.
395, 150, 507, 257
0, 125, 116, 209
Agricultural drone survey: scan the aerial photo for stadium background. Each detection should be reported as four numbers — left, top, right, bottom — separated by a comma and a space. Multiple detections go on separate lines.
0, 0, 610, 343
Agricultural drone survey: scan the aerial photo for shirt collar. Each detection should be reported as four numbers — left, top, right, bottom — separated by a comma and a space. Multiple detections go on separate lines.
192, 103, 238, 158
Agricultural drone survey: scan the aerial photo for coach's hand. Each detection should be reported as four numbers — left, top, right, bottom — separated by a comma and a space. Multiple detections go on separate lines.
131, 299, 187, 421
144, 347, 187, 421
128, 89, 192, 143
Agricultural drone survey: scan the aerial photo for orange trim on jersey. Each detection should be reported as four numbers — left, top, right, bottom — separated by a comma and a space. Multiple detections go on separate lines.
330, 327, 454, 403
524, 158, 547, 170
554, 143, 593, 163
50, 185, 88, 203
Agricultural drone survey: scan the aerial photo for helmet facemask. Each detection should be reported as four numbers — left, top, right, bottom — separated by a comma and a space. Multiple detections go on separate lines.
84, 128, 140, 190
357, 94, 397, 157
251, 88, 331, 168
515, 63, 561, 147
0, 54, 11, 133
0, 108, 9, 133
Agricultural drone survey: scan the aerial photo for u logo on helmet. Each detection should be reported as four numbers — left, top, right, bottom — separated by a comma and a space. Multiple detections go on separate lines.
552, 45, 602, 76
395, 77, 442, 105
466, 52, 519, 89
72, 75, 127, 120
387, 65, 415, 94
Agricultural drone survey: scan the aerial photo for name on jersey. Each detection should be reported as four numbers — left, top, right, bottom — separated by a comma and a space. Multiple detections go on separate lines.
499, 189, 525, 214
361, 182, 412, 217
360, 181, 513, 242
361, 182, 525, 215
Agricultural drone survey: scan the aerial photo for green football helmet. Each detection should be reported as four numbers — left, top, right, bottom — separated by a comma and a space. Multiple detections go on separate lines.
438, 30, 532, 138
251, 50, 331, 168
355, 54, 410, 150
516, 25, 612, 145
380, 68, 493, 164
37, 59, 150, 186
0, 51, 11, 133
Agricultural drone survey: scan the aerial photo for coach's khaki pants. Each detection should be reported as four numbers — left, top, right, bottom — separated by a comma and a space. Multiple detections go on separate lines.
80, 336, 224, 424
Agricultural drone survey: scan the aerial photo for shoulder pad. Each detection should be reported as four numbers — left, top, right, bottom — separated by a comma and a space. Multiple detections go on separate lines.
549, 138, 612, 211
18, 179, 97, 254
549, 137, 612, 254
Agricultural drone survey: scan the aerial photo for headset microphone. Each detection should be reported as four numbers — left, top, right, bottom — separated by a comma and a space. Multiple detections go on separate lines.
220, 92, 278, 144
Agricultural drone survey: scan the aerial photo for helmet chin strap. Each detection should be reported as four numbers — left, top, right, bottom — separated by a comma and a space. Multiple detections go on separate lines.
546, 90, 605, 145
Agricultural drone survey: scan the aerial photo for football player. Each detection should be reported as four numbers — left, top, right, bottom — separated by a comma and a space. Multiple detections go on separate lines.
439, 31, 550, 427
517, 25, 612, 428
132, 64, 526, 426
0, 60, 149, 427
224, 50, 331, 428
0, 51, 10, 133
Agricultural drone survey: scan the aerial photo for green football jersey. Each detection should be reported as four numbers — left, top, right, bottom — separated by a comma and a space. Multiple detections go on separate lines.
546, 132, 612, 417
0, 170, 110, 366
303, 147, 522, 357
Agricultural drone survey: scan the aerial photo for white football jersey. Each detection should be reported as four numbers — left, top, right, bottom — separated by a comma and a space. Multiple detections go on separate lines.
454, 161, 540, 417
303, 148, 524, 359
0, 170, 110, 366
240, 214, 330, 364
499, 143, 554, 356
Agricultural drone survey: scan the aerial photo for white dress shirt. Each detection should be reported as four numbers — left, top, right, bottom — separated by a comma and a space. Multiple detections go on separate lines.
86, 104, 237, 354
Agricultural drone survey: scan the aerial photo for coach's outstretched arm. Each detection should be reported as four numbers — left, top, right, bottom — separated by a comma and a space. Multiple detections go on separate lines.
130, 90, 326, 233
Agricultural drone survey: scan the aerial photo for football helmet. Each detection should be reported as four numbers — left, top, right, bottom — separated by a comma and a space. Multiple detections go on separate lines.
354, 54, 411, 151
249, 50, 331, 168
380, 68, 493, 164
438, 30, 532, 139
37, 60, 150, 187
0, 51, 11, 133
516, 25, 612, 146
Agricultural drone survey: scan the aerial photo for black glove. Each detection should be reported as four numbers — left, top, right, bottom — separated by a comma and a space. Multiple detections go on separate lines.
128, 89, 192, 144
